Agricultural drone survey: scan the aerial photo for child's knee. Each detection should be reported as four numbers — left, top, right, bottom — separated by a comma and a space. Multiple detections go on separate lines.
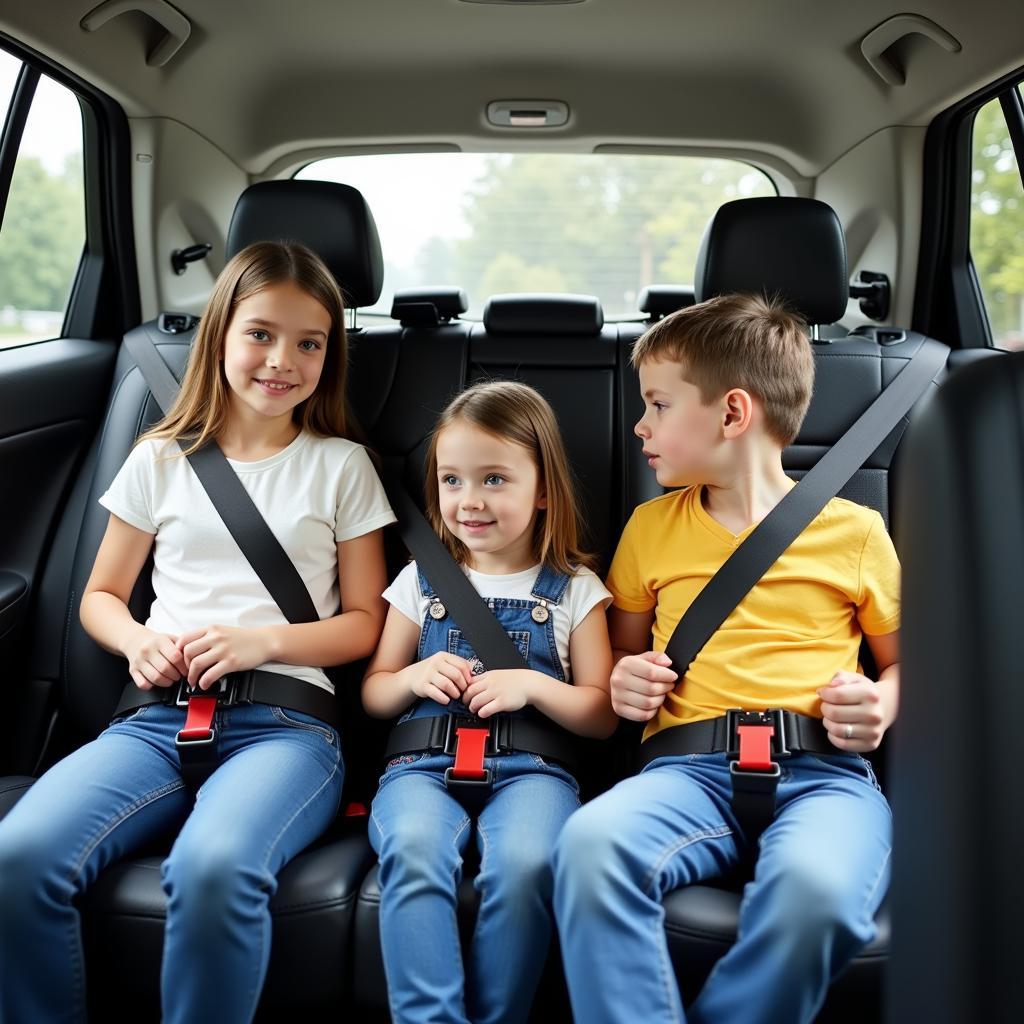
553, 800, 622, 888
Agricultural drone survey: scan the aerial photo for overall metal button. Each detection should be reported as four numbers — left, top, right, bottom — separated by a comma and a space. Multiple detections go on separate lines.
531, 603, 550, 623
429, 600, 447, 620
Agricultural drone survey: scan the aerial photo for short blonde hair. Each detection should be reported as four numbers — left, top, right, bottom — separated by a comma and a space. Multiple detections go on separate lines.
631, 293, 814, 445
424, 381, 595, 574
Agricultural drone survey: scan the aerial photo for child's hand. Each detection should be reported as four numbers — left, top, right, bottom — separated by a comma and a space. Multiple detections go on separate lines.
177, 625, 272, 691
610, 652, 678, 722
464, 670, 535, 718
817, 671, 890, 752
123, 626, 187, 691
405, 651, 474, 706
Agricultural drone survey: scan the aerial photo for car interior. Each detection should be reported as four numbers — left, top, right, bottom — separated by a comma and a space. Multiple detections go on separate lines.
0, 1, 1021, 1021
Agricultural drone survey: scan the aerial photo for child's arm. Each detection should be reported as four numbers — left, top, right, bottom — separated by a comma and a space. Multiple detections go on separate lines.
361, 605, 474, 719
178, 530, 391, 691
607, 607, 678, 722
80, 514, 188, 690
817, 630, 899, 752
464, 604, 618, 738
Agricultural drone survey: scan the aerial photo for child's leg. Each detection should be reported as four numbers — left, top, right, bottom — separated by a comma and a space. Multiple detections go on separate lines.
465, 753, 581, 1024
158, 703, 343, 1024
688, 753, 891, 1024
553, 756, 741, 1024
368, 752, 475, 1024
0, 703, 191, 1023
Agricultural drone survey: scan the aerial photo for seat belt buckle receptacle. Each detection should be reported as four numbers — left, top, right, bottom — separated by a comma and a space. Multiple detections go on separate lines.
726, 708, 790, 775
443, 714, 501, 787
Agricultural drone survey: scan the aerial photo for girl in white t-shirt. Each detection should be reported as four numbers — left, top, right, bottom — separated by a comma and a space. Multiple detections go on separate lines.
0, 242, 394, 1024
363, 380, 616, 1024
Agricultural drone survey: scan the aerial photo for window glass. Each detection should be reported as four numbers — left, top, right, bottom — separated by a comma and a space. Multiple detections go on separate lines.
0, 53, 86, 349
970, 95, 1024, 350
298, 153, 775, 319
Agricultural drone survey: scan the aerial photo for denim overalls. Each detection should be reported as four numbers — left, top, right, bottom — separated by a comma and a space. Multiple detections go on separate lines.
369, 563, 582, 1024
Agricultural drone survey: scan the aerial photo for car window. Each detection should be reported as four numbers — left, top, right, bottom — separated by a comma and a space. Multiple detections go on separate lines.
970, 93, 1024, 350
0, 49, 86, 349
297, 153, 775, 320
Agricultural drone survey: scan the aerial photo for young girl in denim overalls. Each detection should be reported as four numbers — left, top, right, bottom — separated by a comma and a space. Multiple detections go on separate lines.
363, 381, 616, 1024
0, 242, 394, 1023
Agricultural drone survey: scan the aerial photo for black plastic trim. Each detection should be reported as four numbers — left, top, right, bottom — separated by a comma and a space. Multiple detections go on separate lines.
914, 64, 1024, 348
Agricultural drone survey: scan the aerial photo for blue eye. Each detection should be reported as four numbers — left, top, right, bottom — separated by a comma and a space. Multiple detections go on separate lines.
484, 474, 505, 486
441, 474, 460, 487
298, 339, 322, 352
249, 329, 270, 342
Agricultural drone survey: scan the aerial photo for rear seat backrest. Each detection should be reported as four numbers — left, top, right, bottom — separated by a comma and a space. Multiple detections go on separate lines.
472, 294, 619, 571
622, 197, 949, 536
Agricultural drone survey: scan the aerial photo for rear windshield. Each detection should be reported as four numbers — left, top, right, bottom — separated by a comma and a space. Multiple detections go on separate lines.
296, 153, 775, 320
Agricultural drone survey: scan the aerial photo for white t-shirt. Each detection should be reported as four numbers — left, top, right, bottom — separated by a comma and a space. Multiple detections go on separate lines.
99, 431, 396, 693
383, 560, 612, 681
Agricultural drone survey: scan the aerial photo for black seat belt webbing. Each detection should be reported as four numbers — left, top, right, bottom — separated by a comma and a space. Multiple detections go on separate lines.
656, 338, 946, 853
125, 328, 319, 626
663, 339, 946, 679
383, 482, 528, 671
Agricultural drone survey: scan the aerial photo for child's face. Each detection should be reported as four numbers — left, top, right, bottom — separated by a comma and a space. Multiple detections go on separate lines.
635, 357, 726, 487
435, 421, 546, 569
221, 281, 330, 424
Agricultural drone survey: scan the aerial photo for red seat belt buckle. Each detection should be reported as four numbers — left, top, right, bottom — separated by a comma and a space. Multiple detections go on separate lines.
177, 695, 218, 744
445, 726, 491, 786
736, 723, 775, 772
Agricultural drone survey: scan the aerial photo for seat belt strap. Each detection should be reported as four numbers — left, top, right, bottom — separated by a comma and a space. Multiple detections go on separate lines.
663, 338, 947, 690
125, 328, 322, 791
657, 338, 947, 849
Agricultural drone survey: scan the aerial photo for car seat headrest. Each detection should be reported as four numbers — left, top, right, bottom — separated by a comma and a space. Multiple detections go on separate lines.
695, 197, 848, 325
483, 293, 604, 336
226, 180, 384, 308
391, 287, 469, 327
638, 285, 697, 320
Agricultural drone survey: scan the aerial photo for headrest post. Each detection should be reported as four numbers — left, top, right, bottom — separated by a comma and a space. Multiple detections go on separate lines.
810, 323, 821, 341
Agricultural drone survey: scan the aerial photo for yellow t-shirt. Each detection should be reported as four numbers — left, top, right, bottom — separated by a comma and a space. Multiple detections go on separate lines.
606, 486, 901, 740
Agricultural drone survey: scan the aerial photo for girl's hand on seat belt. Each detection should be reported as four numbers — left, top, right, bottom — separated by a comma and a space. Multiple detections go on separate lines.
403, 651, 474, 706
609, 652, 678, 722
464, 669, 539, 718
176, 624, 274, 691
122, 624, 188, 691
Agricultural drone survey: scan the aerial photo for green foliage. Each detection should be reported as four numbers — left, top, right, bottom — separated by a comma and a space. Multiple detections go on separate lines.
447, 154, 773, 315
0, 152, 85, 313
970, 97, 1024, 347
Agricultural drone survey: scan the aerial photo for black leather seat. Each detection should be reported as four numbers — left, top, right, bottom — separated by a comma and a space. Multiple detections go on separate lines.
2, 183, 952, 1021
890, 350, 1020, 1024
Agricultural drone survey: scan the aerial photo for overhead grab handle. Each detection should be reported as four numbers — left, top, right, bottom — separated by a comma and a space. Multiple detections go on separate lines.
859, 14, 961, 86
80, 0, 192, 68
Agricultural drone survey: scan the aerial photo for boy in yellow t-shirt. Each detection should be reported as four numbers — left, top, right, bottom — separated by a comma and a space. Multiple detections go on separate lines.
553, 294, 899, 1024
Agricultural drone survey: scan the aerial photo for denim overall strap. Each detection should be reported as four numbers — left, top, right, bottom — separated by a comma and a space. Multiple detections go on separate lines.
416, 566, 437, 601
530, 564, 572, 604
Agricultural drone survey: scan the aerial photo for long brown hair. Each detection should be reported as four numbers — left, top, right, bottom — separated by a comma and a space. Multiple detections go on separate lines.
138, 241, 359, 453
424, 381, 595, 574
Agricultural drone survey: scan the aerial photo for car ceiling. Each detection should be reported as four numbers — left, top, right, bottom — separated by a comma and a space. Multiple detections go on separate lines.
2, 0, 1024, 177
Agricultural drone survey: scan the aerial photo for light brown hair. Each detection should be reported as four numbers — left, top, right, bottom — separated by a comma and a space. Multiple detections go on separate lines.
138, 241, 359, 453
424, 381, 595, 574
631, 293, 814, 445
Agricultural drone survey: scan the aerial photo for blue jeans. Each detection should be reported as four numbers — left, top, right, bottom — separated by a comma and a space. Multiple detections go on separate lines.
369, 750, 581, 1024
553, 752, 891, 1024
0, 700, 344, 1024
